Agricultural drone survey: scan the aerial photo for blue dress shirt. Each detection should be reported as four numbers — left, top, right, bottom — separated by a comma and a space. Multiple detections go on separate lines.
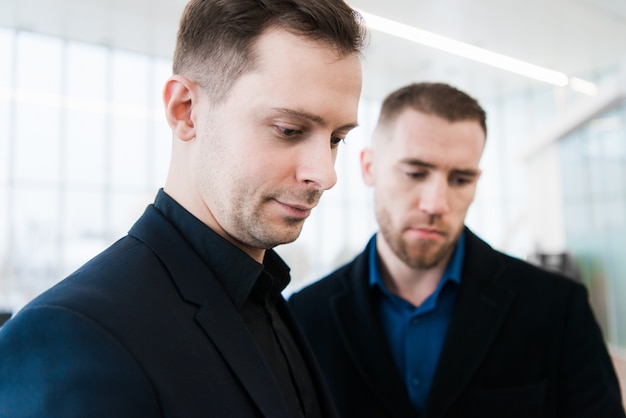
369, 232, 465, 415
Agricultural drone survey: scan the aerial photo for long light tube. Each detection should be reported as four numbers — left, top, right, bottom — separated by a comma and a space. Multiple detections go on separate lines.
356, 9, 597, 95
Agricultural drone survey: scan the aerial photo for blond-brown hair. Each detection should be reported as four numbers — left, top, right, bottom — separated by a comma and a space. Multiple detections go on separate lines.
173, 0, 367, 103
376, 82, 487, 138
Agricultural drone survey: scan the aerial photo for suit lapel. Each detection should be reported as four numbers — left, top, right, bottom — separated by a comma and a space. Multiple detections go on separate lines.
425, 230, 514, 418
129, 206, 291, 418
194, 297, 292, 418
331, 245, 417, 418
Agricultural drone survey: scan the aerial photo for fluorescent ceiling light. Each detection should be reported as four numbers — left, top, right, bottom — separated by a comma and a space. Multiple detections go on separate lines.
569, 77, 598, 96
357, 9, 597, 95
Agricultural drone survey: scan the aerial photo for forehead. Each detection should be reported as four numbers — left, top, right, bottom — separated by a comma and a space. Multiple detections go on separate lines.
227, 28, 362, 128
252, 27, 361, 82
385, 109, 486, 168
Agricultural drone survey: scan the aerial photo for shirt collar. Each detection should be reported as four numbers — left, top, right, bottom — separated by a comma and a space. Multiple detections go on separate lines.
369, 231, 465, 292
153, 189, 291, 310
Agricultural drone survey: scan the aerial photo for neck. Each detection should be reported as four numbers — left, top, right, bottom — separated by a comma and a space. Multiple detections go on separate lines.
383, 263, 445, 308
377, 238, 451, 307
164, 183, 266, 265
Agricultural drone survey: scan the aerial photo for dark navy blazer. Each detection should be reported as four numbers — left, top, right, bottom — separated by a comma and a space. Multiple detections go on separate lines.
0, 204, 338, 418
289, 228, 625, 418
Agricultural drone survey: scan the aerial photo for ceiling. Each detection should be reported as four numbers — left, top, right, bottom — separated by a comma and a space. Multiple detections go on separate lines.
2, 0, 626, 103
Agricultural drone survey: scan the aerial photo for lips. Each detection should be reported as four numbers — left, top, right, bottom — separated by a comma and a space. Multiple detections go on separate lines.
275, 200, 315, 219
416, 227, 443, 234
409, 227, 445, 240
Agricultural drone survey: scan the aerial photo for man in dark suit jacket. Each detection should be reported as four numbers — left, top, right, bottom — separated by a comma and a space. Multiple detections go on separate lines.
0, 0, 366, 416
289, 83, 625, 418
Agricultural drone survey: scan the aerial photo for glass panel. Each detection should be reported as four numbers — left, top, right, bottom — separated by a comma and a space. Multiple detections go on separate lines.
0, 28, 14, 89
561, 130, 588, 201
112, 50, 149, 106
0, 188, 8, 306
0, 29, 14, 310
110, 50, 151, 189
64, 108, 107, 186
110, 114, 149, 188
560, 100, 626, 348
64, 41, 109, 186
13, 32, 62, 184
12, 187, 60, 307
0, 98, 9, 185
13, 101, 61, 183
66, 40, 108, 101
60, 190, 107, 277
15, 32, 63, 94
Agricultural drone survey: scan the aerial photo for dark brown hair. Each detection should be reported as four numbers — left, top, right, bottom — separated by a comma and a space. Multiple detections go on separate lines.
173, 0, 367, 103
376, 82, 487, 137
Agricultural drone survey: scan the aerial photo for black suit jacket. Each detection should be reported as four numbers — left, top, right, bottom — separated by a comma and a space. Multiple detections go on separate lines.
289, 229, 625, 418
0, 204, 338, 418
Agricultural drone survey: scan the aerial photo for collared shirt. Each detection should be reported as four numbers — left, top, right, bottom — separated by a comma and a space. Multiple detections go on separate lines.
154, 189, 321, 418
370, 232, 465, 416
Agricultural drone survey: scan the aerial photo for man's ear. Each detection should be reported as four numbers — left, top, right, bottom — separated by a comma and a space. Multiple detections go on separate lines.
163, 75, 197, 141
360, 148, 375, 186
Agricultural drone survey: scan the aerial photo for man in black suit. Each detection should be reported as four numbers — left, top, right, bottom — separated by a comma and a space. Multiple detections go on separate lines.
0, 1, 365, 416
289, 82, 625, 418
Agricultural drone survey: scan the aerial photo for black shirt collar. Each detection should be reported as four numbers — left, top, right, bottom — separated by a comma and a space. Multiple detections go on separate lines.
153, 189, 291, 310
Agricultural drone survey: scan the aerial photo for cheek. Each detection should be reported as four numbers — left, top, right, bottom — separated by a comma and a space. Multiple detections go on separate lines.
239, 150, 294, 191
376, 184, 409, 213
452, 189, 477, 215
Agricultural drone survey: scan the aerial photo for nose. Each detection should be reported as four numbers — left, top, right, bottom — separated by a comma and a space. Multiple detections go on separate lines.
419, 177, 449, 215
296, 138, 338, 191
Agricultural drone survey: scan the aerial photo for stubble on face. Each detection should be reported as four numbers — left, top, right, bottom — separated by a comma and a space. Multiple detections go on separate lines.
376, 205, 462, 270
194, 123, 324, 250
238, 188, 324, 249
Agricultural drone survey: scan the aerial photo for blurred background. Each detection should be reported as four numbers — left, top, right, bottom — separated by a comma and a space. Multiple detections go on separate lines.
1, 0, 625, 386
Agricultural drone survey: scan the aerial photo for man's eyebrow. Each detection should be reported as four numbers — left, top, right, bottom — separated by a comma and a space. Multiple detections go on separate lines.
400, 158, 435, 169
273, 107, 359, 131
401, 158, 480, 176
452, 168, 480, 177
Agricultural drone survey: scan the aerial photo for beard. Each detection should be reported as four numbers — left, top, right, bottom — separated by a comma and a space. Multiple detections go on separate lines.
376, 207, 462, 270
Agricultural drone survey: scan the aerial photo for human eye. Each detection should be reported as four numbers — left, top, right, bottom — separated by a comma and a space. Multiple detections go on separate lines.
330, 136, 346, 148
277, 126, 302, 137
450, 175, 473, 186
406, 170, 427, 180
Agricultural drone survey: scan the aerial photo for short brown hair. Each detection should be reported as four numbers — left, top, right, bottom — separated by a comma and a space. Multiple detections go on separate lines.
376, 82, 487, 137
173, 0, 367, 103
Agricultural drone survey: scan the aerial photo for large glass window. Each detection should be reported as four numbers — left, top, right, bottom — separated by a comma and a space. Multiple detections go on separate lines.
0, 28, 13, 185
560, 102, 626, 348
0, 29, 13, 305
64, 41, 108, 187
13, 33, 63, 185
0, 30, 169, 312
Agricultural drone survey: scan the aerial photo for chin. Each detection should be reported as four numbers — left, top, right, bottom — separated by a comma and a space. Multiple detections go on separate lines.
265, 229, 303, 248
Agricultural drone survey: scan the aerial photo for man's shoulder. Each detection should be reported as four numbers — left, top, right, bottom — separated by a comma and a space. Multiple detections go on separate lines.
460, 231, 589, 318
15, 234, 172, 328
292, 246, 368, 297
288, 257, 363, 325
465, 229, 582, 288
290, 262, 351, 302
492, 246, 583, 291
